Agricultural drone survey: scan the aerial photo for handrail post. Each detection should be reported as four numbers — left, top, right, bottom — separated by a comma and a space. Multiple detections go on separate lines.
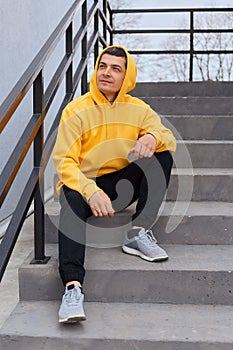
103, 0, 107, 44
109, 3, 113, 45
31, 70, 49, 264
81, 0, 88, 94
94, 0, 99, 62
189, 10, 194, 81
66, 22, 73, 94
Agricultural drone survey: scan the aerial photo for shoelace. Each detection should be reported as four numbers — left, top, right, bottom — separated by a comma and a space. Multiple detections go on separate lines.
140, 229, 158, 247
65, 288, 80, 305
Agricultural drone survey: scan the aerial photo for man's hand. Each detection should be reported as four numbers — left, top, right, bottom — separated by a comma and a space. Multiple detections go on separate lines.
129, 134, 156, 160
88, 190, 115, 217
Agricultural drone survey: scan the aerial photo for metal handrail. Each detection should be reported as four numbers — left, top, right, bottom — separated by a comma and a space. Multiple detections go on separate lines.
0, 0, 113, 281
112, 7, 233, 81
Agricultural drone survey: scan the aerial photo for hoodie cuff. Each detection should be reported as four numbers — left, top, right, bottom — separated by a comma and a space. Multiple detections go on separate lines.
82, 181, 102, 202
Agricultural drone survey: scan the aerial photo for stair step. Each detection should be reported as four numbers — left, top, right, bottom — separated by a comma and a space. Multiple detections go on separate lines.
45, 200, 233, 245
19, 244, 233, 305
162, 115, 233, 141
52, 168, 233, 203
168, 168, 233, 201
175, 140, 233, 168
132, 81, 233, 97
1, 301, 233, 350
140, 96, 233, 115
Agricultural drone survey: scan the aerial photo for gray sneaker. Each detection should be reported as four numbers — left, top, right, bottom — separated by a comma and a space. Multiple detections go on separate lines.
58, 284, 86, 323
122, 228, 168, 262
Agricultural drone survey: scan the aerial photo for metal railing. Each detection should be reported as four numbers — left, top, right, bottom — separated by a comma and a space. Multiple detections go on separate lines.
112, 7, 233, 81
0, 0, 112, 281
1, 4, 233, 282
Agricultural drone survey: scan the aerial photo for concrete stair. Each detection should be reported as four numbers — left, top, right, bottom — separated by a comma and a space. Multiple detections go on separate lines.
1, 82, 233, 349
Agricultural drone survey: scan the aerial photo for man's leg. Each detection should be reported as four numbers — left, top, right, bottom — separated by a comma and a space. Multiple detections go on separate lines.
59, 185, 92, 285
132, 150, 173, 228
117, 151, 173, 261
58, 185, 92, 323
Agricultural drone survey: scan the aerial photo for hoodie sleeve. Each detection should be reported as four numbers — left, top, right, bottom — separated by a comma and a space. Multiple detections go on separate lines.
53, 105, 101, 201
139, 107, 176, 153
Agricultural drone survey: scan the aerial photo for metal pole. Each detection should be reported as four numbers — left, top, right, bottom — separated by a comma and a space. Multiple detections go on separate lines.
109, 4, 113, 45
31, 71, 49, 264
189, 10, 194, 81
94, 0, 99, 63
81, 0, 88, 94
66, 22, 73, 94
103, 0, 107, 43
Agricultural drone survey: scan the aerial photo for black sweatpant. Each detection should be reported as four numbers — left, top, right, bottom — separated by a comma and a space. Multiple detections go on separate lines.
58, 151, 173, 285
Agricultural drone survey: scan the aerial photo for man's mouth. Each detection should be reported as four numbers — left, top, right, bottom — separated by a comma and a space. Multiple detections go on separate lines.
100, 79, 112, 84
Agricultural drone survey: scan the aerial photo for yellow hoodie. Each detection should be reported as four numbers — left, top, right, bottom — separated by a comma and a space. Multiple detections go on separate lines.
53, 45, 176, 201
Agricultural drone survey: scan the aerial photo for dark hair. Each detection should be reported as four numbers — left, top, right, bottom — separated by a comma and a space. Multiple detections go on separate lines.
100, 47, 127, 67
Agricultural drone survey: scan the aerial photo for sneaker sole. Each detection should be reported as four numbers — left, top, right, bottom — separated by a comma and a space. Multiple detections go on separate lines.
59, 314, 86, 323
122, 246, 168, 262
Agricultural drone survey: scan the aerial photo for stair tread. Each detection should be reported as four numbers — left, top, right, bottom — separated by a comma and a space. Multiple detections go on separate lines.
160, 201, 233, 216
45, 200, 233, 217
171, 168, 233, 175
144, 96, 233, 99
177, 139, 233, 144
33, 244, 233, 272
1, 301, 233, 345
164, 114, 233, 117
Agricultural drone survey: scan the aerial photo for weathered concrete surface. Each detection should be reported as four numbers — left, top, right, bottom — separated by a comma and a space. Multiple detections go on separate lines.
1, 301, 233, 350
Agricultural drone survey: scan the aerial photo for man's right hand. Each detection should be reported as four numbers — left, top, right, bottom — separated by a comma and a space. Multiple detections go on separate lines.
88, 190, 115, 217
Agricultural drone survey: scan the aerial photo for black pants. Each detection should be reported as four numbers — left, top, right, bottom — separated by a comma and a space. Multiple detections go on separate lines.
58, 151, 173, 285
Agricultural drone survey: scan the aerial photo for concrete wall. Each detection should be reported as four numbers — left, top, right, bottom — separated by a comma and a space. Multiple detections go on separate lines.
0, 0, 73, 222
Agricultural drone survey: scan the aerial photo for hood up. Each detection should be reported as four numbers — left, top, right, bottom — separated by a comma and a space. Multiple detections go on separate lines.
90, 45, 137, 104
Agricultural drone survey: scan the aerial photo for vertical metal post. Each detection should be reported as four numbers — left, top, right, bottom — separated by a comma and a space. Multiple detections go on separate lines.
103, 0, 107, 44
94, 0, 99, 63
66, 22, 73, 95
31, 71, 49, 264
189, 10, 194, 81
109, 4, 113, 45
81, 0, 88, 94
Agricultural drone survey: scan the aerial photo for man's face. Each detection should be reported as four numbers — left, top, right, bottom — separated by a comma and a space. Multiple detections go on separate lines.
96, 53, 126, 101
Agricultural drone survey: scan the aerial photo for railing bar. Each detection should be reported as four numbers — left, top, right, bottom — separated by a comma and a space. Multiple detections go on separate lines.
73, 1, 99, 53
81, 1, 88, 94
73, 37, 96, 92
107, 0, 112, 14
94, 0, 99, 62
0, 168, 39, 282
66, 23, 73, 94
73, 26, 85, 50
189, 10, 194, 81
112, 8, 233, 14
113, 28, 233, 34
44, 93, 73, 168
0, 94, 73, 279
0, 0, 81, 133
44, 54, 73, 111
99, 8, 113, 33
98, 34, 108, 47
73, 58, 87, 92
128, 50, 233, 55
0, 114, 41, 207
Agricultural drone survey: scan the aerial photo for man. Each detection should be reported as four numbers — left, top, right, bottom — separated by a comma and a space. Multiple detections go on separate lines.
53, 45, 176, 323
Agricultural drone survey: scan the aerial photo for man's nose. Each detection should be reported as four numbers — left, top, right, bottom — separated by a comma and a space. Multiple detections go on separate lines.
103, 66, 111, 75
